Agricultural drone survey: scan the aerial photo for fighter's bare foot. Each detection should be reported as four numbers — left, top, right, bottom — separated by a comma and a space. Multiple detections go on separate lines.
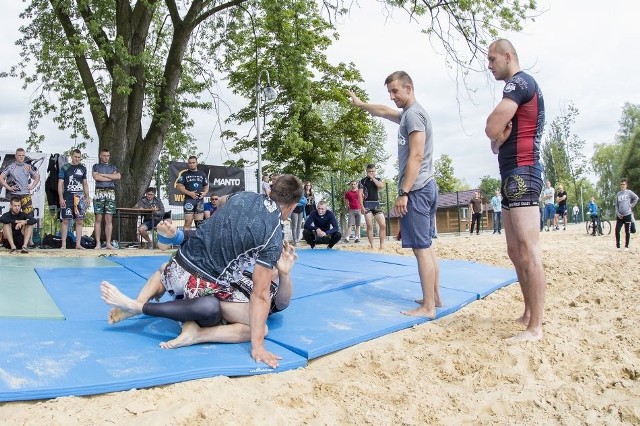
107, 307, 136, 324
505, 329, 543, 343
402, 306, 436, 319
106, 245, 115, 250
101, 281, 143, 323
76, 245, 86, 250
160, 321, 202, 349
516, 315, 530, 326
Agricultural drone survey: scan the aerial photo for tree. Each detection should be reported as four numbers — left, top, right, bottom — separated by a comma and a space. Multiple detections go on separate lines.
4, 0, 538, 214
541, 103, 587, 208
618, 103, 640, 193
434, 154, 460, 193
478, 175, 500, 199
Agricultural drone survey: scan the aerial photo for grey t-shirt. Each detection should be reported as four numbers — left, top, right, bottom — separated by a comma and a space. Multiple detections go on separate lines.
175, 191, 284, 285
92, 163, 118, 189
1, 161, 38, 195
615, 189, 638, 217
397, 101, 434, 192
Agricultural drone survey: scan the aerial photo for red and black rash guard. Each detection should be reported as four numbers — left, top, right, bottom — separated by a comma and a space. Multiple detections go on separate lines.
498, 71, 545, 175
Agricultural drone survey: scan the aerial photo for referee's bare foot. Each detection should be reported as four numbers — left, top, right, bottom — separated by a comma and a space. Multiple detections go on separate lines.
402, 306, 436, 319
100, 281, 143, 324
505, 329, 543, 343
415, 298, 443, 308
160, 322, 202, 349
516, 314, 530, 326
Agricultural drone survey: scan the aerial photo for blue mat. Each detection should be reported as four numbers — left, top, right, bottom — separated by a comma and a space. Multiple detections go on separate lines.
0, 318, 306, 401
266, 277, 478, 359
0, 251, 517, 401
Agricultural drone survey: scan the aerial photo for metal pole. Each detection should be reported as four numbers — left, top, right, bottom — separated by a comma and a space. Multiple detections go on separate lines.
580, 185, 584, 222
256, 82, 262, 194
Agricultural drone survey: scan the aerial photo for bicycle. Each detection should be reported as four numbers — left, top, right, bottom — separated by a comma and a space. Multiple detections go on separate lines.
586, 215, 612, 236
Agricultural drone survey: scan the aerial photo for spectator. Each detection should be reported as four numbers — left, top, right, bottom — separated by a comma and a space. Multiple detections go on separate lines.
358, 164, 387, 249
572, 204, 580, 224
490, 189, 502, 234
303, 181, 316, 216
290, 194, 306, 246
0, 196, 36, 253
133, 187, 165, 248
469, 191, 483, 235
92, 148, 121, 249
302, 200, 341, 249
175, 156, 208, 229
344, 180, 362, 242
58, 149, 91, 249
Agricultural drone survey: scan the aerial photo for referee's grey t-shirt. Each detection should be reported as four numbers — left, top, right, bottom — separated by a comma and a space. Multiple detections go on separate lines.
175, 191, 284, 285
397, 101, 434, 192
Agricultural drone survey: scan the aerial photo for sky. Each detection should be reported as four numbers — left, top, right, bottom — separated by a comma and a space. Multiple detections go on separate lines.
0, 0, 638, 187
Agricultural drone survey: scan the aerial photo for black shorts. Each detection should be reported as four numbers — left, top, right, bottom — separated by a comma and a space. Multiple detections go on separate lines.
500, 165, 543, 210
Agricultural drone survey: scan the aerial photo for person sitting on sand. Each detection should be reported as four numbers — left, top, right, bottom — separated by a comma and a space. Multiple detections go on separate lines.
100, 174, 303, 369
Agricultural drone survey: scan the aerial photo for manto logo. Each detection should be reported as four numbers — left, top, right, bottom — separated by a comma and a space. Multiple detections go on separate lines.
212, 178, 241, 186
504, 82, 516, 93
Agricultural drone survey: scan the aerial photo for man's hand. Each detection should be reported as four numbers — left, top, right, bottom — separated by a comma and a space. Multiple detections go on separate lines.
316, 229, 326, 238
348, 90, 362, 107
276, 241, 298, 275
251, 345, 282, 369
393, 196, 409, 217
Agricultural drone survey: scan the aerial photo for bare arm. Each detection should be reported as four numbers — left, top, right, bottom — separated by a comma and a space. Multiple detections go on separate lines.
273, 242, 297, 311
249, 264, 281, 368
349, 91, 401, 124
82, 179, 91, 206
58, 178, 65, 208
485, 98, 518, 154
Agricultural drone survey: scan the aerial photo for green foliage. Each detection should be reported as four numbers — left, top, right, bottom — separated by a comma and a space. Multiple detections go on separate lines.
541, 103, 587, 209
478, 175, 501, 199
434, 154, 465, 193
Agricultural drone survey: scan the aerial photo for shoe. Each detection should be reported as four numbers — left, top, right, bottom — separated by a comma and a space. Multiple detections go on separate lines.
344, 238, 350, 243
498, 231, 501, 234
563, 227, 566, 230
476, 233, 479, 235
10, 248, 17, 254
555, 226, 559, 230
310, 243, 315, 249
126, 243, 138, 249
545, 227, 549, 231
354, 238, 360, 243
27, 243, 36, 249
21, 248, 29, 254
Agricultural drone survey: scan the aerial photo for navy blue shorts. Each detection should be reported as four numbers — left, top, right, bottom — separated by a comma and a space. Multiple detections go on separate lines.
500, 165, 543, 210
400, 179, 437, 249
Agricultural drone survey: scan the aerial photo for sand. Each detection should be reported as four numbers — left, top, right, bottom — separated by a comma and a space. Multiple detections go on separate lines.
0, 224, 638, 425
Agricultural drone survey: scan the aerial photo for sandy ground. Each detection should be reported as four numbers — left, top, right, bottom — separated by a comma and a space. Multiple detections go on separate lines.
0, 223, 638, 425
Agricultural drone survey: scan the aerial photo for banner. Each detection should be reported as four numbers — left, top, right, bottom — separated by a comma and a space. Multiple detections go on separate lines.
168, 162, 245, 206
0, 150, 47, 220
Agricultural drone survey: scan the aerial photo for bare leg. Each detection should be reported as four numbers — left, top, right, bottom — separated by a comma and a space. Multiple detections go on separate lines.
94, 213, 103, 248
402, 247, 437, 318
375, 213, 386, 249
183, 213, 194, 229
22, 225, 34, 250
138, 224, 151, 244
105, 214, 114, 248
416, 248, 442, 307
3, 224, 17, 250
60, 219, 69, 249
364, 213, 374, 249
103, 268, 166, 324
503, 207, 545, 342
75, 219, 85, 249
160, 301, 251, 348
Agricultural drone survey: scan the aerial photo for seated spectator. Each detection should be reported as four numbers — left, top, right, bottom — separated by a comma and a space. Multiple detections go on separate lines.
203, 194, 220, 219
0, 196, 36, 253
133, 187, 165, 248
302, 200, 341, 249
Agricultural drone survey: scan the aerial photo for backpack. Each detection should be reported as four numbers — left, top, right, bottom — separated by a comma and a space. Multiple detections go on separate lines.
80, 235, 97, 249
42, 234, 63, 249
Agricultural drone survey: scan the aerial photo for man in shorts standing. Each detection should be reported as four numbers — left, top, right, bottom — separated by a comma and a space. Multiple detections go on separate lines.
358, 164, 387, 249
92, 148, 121, 249
485, 39, 546, 342
350, 72, 441, 318
554, 184, 568, 230
542, 181, 555, 231
344, 181, 361, 242
100, 174, 303, 368
176, 156, 208, 229
58, 149, 91, 249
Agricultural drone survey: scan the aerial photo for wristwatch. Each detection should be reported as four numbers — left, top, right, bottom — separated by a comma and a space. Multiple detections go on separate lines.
398, 189, 410, 197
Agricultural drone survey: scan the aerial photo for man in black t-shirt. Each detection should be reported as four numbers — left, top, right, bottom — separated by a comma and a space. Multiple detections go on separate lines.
554, 184, 568, 230
57, 149, 91, 249
175, 155, 209, 229
358, 164, 387, 249
0, 196, 36, 253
